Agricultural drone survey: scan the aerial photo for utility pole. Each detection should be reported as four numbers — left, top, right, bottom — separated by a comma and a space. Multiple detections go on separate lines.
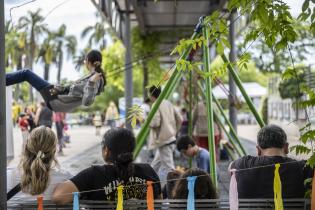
124, 0, 133, 130
228, 9, 238, 133
0, 0, 7, 208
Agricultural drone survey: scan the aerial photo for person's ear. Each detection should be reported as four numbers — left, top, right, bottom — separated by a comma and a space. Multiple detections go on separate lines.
284, 143, 289, 154
256, 145, 262, 156
102, 146, 110, 161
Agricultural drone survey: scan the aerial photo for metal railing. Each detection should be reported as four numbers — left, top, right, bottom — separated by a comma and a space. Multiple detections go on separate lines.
7, 199, 310, 210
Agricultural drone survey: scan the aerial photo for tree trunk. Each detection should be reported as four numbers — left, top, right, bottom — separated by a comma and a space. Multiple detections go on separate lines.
44, 63, 50, 81
57, 50, 63, 83
14, 56, 23, 101
28, 28, 35, 102
142, 61, 148, 100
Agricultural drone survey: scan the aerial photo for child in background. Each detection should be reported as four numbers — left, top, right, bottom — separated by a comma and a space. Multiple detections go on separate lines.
176, 135, 210, 173
172, 168, 217, 199
18, 113, 29, 149
162, 170, 183, 198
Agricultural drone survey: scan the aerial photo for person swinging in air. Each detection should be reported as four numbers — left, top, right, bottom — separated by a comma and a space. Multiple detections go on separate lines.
6, 50, 106, 112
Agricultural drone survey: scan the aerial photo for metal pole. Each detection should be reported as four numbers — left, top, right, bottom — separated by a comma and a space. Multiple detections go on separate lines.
124, 0, 133, 130
202, 23, 217, 186
0, 0, 7, 207
188, 71, 193, 137
228, 9, 238, 133
188, 71, 193, 168
134, 30, 201, 158
222, 54, 265, 128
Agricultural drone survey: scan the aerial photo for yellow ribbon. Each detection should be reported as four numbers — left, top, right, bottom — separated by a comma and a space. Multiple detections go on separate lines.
116, 185, 124, 210
274, 163, 283, 210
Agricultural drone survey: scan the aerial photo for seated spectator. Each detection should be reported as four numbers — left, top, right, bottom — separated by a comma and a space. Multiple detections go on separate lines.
176, 135, 210, 173
52, 128, 161, 204
7, 126, 72, 200
162, 170, 183, 198
230, 124, 313, 198
172, 168, 217, 199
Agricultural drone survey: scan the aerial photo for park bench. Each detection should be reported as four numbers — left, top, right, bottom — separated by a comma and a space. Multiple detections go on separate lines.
7, 199, 310, 210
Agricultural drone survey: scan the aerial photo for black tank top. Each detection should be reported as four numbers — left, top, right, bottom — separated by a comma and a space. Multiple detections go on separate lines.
38, 107, 53, 128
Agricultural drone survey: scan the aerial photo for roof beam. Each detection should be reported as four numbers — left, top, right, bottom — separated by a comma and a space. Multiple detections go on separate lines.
131, 0, 146, 35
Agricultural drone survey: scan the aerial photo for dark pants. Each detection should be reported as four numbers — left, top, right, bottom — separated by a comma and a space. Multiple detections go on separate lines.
6, 69, 50, 91
56, 122, 64, 152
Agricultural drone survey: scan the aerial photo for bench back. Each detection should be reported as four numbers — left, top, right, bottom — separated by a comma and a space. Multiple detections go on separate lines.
7, 199, 310, 210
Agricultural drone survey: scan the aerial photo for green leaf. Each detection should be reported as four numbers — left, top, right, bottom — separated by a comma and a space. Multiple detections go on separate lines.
290, 145, 311, 155
304, 178, 312, 186
216, 42, 224, 54
302, 0, 310, 12
307, 153, 315, 167
221, 38, 231, 49
275, 38, 287, 51
131, 117, 137, 128
300, 130, 315, 144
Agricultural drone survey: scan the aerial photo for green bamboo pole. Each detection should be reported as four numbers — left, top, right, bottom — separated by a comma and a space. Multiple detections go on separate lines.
198, 82, 247, 156
221, 54, 265, 128
213, 111, 242, 157
202, 25, 217, 186
133, 32, 200, 158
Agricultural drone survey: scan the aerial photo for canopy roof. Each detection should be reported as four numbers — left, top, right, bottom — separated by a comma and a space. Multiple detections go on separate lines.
212, 82, 267, 100
94, 0, 228, 65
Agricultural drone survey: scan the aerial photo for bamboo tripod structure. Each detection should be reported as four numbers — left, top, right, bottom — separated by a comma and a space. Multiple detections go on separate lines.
133, 17, 265, 186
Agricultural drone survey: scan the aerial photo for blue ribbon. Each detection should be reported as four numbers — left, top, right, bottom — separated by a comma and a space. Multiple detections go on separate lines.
73, 192, 79, 210
187, 176, 197, 210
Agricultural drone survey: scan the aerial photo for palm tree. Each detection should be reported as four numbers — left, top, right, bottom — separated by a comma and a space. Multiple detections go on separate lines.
73, 49, 89, 71
53, 24, 77, 83
36, 31, 56, 81
81, 14, 107, 50
18, 9, 47, 102
5, 20, 27, 101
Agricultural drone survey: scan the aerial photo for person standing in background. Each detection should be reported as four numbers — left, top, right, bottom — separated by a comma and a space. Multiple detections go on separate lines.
148, 86, 183, 183
55, 112, 66, 154
18, 113, 29, 149
35, 102, 53, 128
192, 101, 222, 159
25, 106, 36, 132
93, 111, 103, 136
105, 101, 119, 128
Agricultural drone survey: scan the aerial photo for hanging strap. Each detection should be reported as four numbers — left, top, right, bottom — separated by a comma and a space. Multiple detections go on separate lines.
7, 183, 21, 201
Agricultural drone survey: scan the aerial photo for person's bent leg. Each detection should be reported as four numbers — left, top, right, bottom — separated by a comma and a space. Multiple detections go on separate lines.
6, 69, 50, 91
151, 149, 161, 173
159, 144, 175, 172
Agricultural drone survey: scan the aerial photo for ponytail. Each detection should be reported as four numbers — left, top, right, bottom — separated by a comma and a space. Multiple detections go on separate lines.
86, 50, 106, 94
29, 151, 50, 195
20, 126, 57, 195
93, 61, 106, 94
114, 152, 134, 183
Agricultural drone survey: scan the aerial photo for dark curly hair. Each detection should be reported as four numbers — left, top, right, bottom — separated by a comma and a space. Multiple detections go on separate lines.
257, 124, 287, 149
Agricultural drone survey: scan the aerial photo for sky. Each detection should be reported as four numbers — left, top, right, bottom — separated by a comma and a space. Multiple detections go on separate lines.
5, 0, 99, 82
4, 0, 307, 83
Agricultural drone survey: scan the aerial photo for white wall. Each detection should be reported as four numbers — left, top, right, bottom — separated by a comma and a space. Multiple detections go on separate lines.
6, 87, 14, 160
